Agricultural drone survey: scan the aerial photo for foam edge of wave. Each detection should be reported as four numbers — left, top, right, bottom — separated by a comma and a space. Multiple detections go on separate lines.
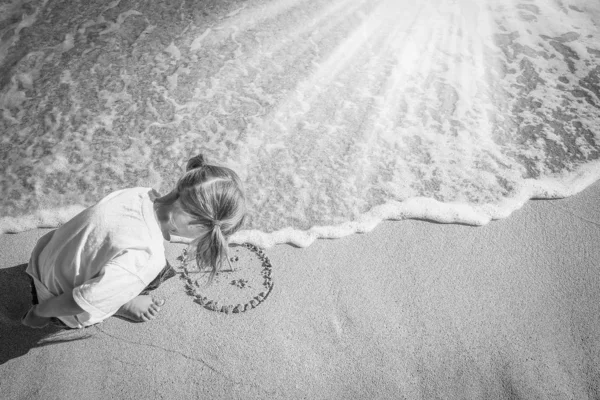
0, 205, 87, 234
2, 162, 599, 247
231, 161, 600, 248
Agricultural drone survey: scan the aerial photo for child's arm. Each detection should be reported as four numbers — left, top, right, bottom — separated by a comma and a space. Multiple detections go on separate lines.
22, 290, 85, 328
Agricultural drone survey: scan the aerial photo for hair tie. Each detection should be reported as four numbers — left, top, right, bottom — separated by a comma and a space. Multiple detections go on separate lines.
212, 220, 222, 228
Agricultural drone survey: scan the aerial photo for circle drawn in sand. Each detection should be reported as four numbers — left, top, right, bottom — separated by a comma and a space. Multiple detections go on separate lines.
178, 244, 273, 314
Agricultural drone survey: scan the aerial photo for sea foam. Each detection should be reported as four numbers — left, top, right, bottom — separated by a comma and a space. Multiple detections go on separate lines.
1, 0, 599, 247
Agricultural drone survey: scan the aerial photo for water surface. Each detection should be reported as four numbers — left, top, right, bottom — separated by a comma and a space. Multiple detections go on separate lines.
1, 0, 599, 246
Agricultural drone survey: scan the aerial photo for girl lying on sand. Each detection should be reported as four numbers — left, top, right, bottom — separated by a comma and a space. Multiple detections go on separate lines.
22, 155, 245, 329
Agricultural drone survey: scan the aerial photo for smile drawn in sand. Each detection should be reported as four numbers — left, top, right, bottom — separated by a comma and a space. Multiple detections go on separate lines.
178, 244, 274, 314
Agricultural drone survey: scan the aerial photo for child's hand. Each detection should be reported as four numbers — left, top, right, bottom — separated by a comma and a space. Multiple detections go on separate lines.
21, 306, 51, 329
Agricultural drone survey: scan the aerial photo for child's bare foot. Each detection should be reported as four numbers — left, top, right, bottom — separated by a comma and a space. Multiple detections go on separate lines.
21, 306, 51, 329
115, 296, 165, 323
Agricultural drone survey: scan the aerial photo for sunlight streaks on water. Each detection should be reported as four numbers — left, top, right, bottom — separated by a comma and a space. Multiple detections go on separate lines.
0, 0, 599, 246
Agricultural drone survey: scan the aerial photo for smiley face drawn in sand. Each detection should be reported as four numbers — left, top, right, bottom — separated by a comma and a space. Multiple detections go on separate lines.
177, 244, 273, 314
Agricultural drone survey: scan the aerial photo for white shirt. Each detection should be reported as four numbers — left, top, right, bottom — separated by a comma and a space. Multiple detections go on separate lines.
26, 188, 166, 328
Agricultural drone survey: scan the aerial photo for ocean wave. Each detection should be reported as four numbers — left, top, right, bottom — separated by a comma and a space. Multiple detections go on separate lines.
1, 0, 599, 247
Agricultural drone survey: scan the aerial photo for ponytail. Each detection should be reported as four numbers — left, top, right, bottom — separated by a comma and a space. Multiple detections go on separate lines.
176, 154, 246, 281
189, 221, 232, 282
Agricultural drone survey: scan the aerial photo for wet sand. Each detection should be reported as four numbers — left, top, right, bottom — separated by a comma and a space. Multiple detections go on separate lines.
1, 180, 600, 399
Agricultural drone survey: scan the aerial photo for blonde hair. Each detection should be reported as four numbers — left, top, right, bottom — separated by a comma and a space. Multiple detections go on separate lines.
157, 154, 246, 281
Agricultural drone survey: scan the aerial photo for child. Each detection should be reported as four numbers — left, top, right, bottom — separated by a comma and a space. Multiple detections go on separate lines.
21, 154, 246, 329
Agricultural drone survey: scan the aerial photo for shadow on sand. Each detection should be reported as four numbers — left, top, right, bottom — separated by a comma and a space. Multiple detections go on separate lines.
0, 263, 91, 365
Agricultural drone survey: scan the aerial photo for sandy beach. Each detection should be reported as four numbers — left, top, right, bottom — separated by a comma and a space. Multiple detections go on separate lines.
1, 180, 600, 399
1, 0, 599, 398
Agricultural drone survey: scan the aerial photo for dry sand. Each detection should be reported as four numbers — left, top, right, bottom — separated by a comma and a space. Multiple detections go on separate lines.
1, 181, 600, 399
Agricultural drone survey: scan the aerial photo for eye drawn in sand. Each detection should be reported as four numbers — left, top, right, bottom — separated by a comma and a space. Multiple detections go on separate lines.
177, 244, 274, 314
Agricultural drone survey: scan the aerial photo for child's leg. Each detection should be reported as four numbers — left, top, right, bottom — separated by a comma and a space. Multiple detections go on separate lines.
140, 261, 176, 295
23, 276, 71, 329
29, 276, 39, 305
115, 296, 165, 322
115, 261, 173, 323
